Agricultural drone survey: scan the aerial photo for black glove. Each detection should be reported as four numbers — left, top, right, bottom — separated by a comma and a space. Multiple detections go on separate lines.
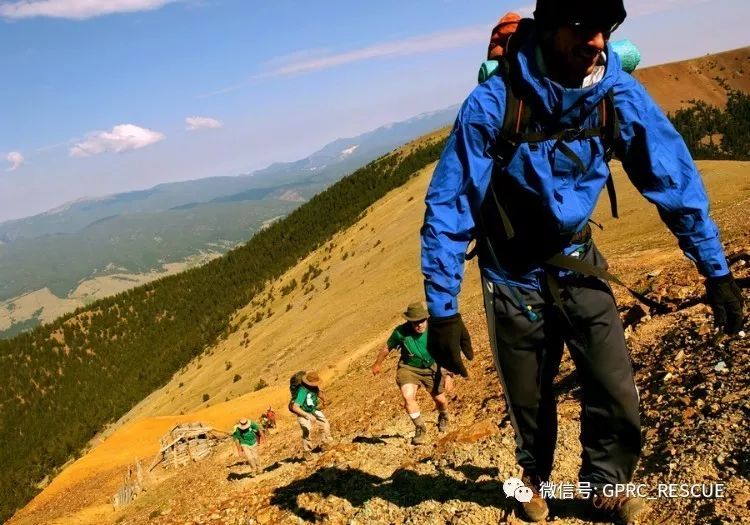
706, 273, 745, 334
427, 314, 474, 377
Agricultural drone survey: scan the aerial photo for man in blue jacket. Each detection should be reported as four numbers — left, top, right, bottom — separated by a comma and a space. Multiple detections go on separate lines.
421, 0, 744, 522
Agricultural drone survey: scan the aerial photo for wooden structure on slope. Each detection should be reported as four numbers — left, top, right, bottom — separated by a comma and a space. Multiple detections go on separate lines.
148, 422, 223, 471
111, 459, 145, 508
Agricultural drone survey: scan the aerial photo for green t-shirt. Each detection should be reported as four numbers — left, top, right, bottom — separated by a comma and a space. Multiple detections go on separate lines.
232, 422, 261, 446
293, 385, 319, 414
387, 323, 434, 368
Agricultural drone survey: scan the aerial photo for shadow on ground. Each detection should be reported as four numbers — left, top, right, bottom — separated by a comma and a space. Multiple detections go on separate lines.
227, 456, 306, 481
270, 465, 610, 522
351, 434, 402, 445
227, 471, 256, 481
269, 463, 631, 523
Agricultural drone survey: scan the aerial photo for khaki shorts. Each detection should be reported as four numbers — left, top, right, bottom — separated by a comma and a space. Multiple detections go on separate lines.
396, 363, 444, 395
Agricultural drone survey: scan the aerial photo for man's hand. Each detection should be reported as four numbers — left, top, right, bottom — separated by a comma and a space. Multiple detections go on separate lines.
371, 362, 382, 375
706, 273, 745, 334
427, 314, 474, 377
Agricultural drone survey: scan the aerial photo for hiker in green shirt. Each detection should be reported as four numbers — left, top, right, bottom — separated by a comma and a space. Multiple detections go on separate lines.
372, 301, 453, 444
289, 371, 333, 459
231, 418, 262, 474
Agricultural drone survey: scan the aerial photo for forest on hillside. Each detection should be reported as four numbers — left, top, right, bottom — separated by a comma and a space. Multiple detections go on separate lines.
0, 137, 447, 522
668, 89, 750, 160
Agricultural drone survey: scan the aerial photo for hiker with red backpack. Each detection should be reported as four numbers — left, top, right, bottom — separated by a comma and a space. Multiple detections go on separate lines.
260, 407, 276, 430
288, 371, 333, 460
421, 0, 744, 523
265, 407, 276, 428
231, 418, 263, 475
371, 301, 453, 445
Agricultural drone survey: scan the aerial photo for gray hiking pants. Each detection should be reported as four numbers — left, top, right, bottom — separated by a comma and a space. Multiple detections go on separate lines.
482, 242, 641, 486
297, 410, 332, 452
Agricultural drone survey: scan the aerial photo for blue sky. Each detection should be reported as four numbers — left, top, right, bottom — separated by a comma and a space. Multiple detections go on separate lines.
0, 0, 748, 222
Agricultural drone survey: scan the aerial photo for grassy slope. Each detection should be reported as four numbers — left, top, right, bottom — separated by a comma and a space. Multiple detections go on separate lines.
12, 156, 749, 524
633, 46, 750, 113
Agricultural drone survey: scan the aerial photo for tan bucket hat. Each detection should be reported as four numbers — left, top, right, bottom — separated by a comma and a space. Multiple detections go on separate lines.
303, 371, 321, 387
402, 301, 429, 322
238, 418, 251, 430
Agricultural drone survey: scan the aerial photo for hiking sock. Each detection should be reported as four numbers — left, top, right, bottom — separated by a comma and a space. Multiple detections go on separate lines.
409, 412, 424, 429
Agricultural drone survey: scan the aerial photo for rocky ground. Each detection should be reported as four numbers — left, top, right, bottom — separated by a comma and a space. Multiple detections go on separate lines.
111, 239, 750, 525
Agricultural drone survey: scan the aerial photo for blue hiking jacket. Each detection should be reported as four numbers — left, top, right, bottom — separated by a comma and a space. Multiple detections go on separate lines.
421, 40, 729, 317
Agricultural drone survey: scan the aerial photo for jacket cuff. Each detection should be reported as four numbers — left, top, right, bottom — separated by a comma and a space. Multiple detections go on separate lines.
425, 284, 458, 317
694, 251, 729, 278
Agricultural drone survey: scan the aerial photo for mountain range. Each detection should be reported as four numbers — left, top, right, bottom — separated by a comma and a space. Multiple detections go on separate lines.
0, 105, 459, 337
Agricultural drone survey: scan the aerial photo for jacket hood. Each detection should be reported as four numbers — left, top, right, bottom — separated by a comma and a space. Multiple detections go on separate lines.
512, 38, 622, 128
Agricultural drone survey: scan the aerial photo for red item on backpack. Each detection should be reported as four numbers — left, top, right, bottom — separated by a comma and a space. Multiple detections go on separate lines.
488, 12, 521, 60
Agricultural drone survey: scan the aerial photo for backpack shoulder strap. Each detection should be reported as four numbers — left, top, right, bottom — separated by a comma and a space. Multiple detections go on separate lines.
497, 20, 535, 148
499, 76, 533, 146
599, 88, 620, 218
471, 55, 528, 254
599, 89, 620, 160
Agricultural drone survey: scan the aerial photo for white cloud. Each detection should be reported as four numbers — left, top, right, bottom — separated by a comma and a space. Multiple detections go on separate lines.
0, 0, 181, 20
258, 25, 488, 78
5, 151, 24, 171
185, 116, 222, 131
69, 124, 165, 158
200, 25, 489, 97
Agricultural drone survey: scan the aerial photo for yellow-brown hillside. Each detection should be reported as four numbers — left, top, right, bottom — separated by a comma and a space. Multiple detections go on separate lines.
634, 46, 750, 113
13, 147, 749, 524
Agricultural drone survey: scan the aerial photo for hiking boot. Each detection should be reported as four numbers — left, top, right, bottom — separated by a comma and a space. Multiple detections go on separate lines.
518, 475, 549, 523
411, 425, 427, 445
592, 494, 647, 524
437, 412, 449, 432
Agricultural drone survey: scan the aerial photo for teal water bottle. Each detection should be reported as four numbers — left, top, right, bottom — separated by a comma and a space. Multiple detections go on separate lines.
478, 60, 500, 83
610, 39, 640, 73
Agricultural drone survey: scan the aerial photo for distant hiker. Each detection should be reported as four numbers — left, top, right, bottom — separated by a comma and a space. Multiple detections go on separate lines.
289, 371, 333, 459
231, 418, 262, 474
260, 407, 276, 430
371, 301, 453, 445
421, 0, 744, 523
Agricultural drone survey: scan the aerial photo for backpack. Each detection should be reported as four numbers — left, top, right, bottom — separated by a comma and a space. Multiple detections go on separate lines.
472, 16, 665, 317
490, 16, 619, 225
288, 371, 306, 413
477, 16, 644, 239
